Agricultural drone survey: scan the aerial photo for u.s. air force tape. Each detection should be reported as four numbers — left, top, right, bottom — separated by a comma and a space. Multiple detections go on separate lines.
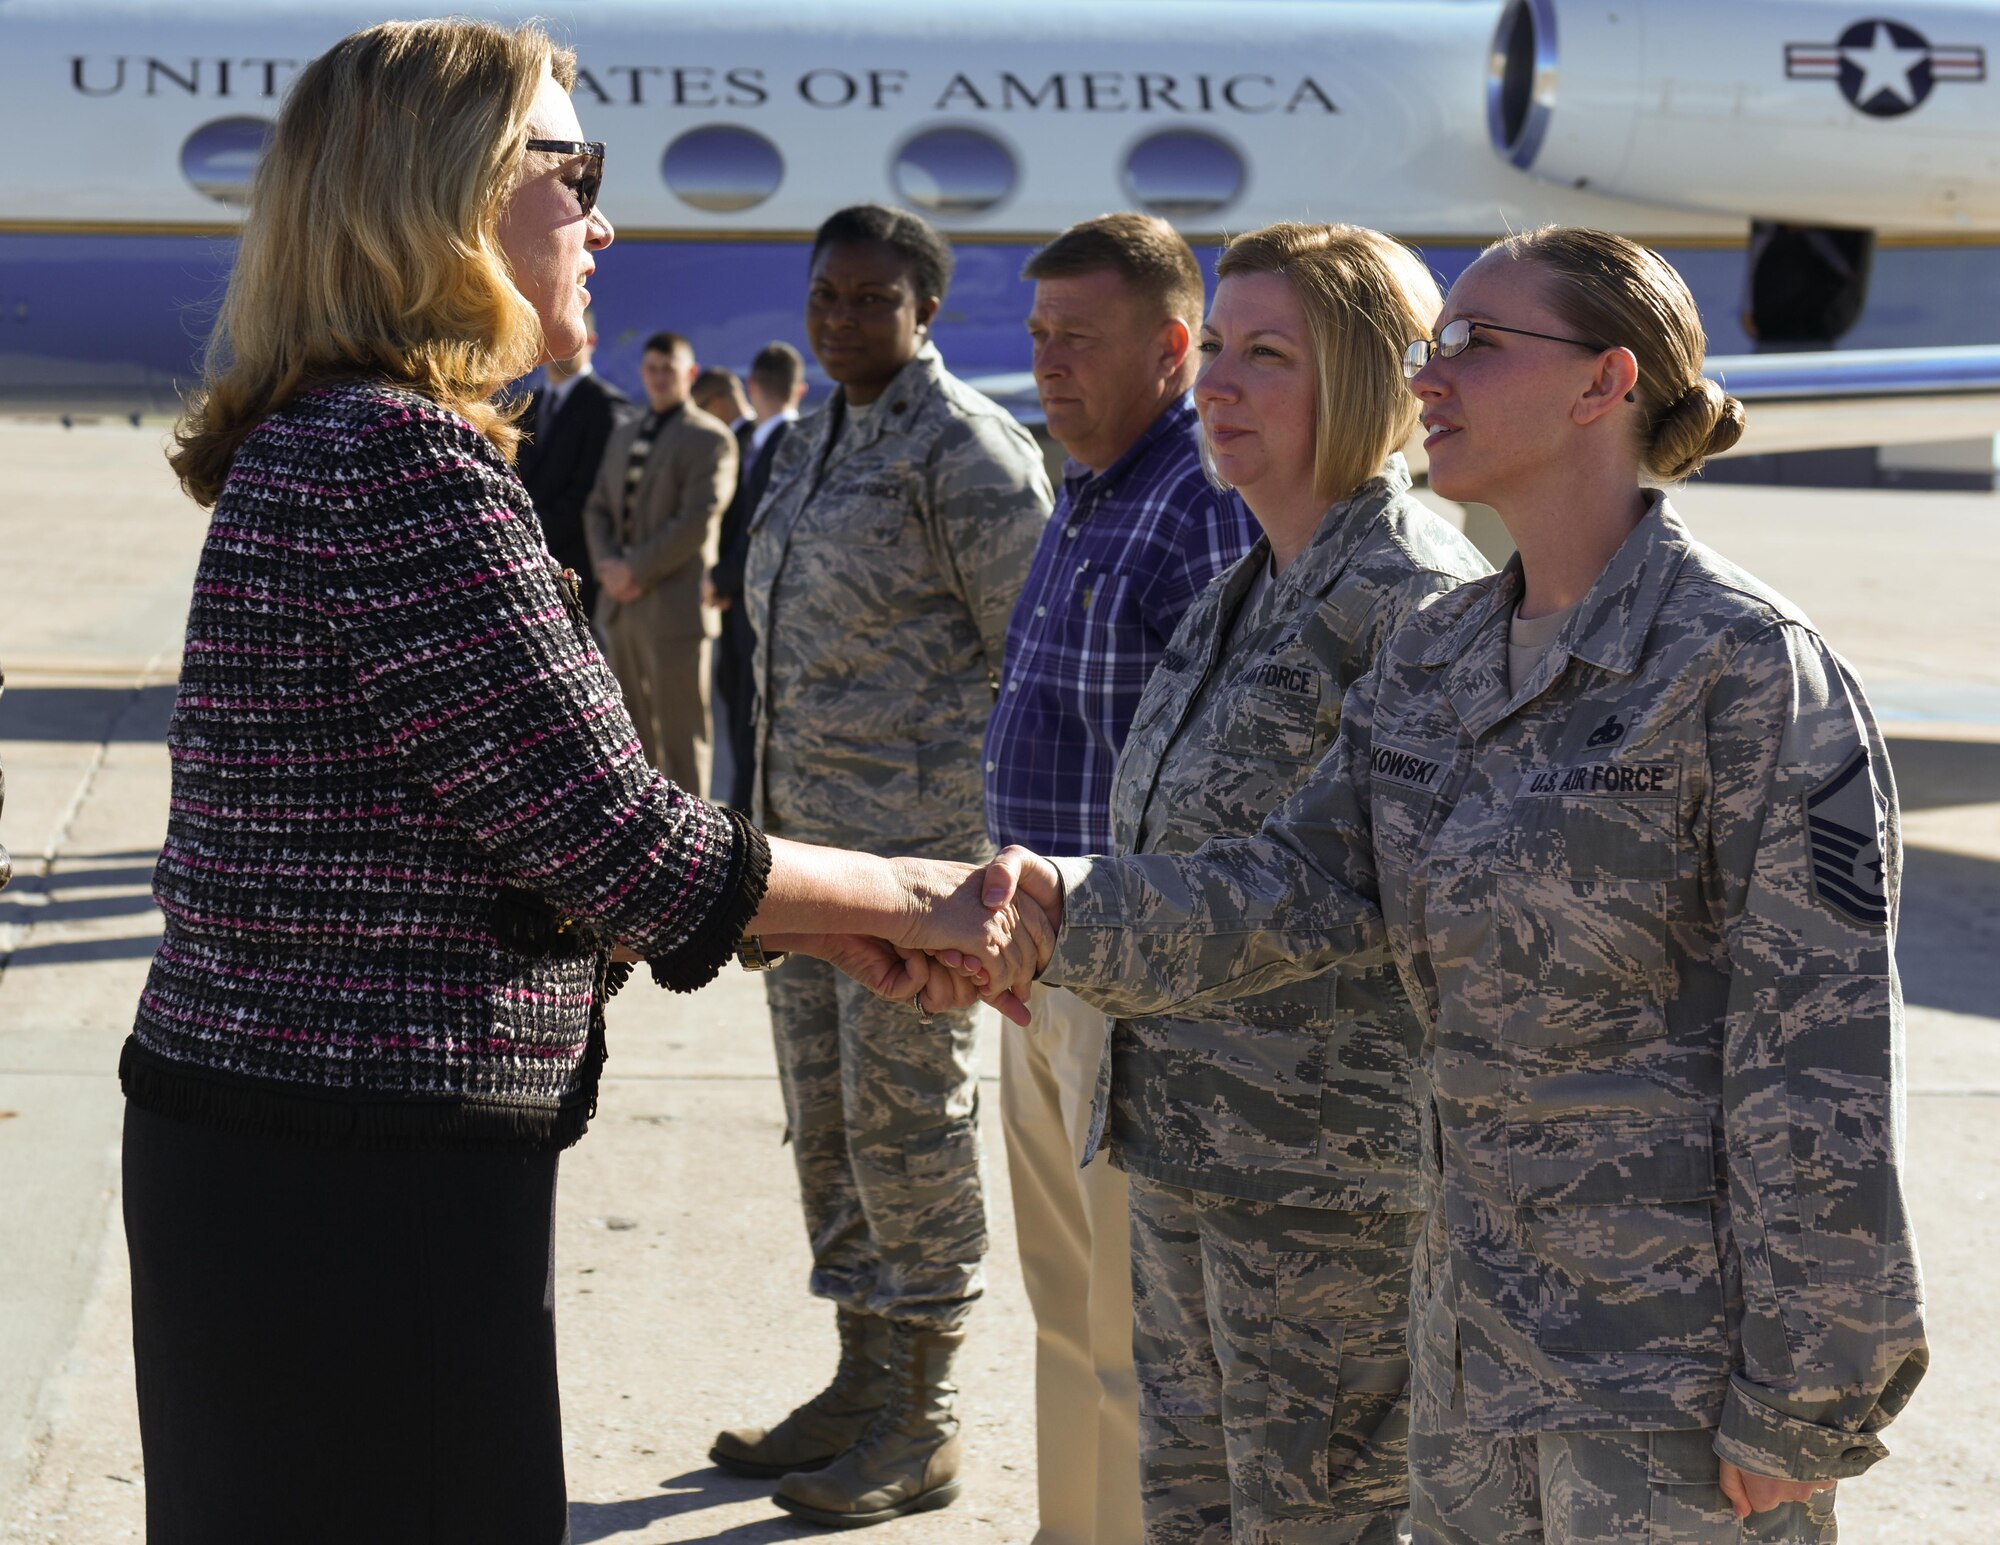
1517, 762, 1677, 799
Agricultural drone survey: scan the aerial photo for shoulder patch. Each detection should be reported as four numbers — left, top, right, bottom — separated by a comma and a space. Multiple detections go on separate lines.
1805, 746, 1889, 929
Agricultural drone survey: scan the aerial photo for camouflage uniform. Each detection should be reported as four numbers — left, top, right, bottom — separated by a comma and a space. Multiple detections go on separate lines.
1046, 498, 1926, 1539
745, 342, 1052, 1328
1093, 462, 1489, 1541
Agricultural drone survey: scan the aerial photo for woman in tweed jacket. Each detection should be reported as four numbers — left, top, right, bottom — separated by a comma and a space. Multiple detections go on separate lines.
129, 21, 1025, 1544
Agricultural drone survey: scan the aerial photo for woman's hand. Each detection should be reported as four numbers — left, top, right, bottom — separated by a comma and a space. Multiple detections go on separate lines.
881, 857, 1051, 1023
926, 846, 1063, 1001
763, 934, 983, 1017
1717, 1460, 1834, 1519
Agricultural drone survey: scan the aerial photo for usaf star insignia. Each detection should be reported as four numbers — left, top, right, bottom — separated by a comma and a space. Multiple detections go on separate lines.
1805, 746, 1889, 928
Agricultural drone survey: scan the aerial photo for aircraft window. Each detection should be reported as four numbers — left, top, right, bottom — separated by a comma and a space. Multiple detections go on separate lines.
892, 128, 1017, 216
1123, 130, 1244, 219
180, 117, 275, 208
661, 125, 784, 212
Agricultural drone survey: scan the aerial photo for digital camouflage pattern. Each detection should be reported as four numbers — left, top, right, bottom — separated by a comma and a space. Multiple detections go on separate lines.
745, 342, 1053, 851
1129, 1174, 1422, 1545
1047, 498, 1925, 1490
1091, 458, 1491, 1210
1407, 1420, 1835, 1544
764, 952, 988, 1329
745, 343, 1048, 1328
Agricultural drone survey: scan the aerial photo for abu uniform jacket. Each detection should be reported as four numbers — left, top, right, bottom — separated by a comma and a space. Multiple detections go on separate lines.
1047, 497, 1925, 1483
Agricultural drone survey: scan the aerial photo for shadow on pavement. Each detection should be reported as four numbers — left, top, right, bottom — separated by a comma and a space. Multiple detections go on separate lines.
1889, 737, 2000, 811
0, 684, 178, 743
1900, 845, 2000, 1017
0, 891, 161, 927
570, 1468, 821, 1543
0, 935, 161, 968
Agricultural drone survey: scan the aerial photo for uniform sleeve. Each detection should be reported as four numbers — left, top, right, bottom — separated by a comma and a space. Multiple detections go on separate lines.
1130, 483, 1257, 648
316, 412, 765, 982
1044, 668, 1389, 1017
1706, 623, 1926, 1481
926, 412, 1054, 671
627, 422, 736, 590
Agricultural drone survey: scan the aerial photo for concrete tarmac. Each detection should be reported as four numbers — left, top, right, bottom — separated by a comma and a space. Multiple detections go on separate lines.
0, 419, 1995, 1543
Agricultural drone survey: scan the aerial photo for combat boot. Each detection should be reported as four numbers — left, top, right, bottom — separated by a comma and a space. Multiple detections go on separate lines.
709, 1308, 893, 1478
771, 1321, 966, 1528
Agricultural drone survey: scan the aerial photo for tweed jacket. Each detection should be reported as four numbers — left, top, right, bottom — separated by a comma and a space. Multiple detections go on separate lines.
582, 400, 738, 641
124, 381, 768, 1151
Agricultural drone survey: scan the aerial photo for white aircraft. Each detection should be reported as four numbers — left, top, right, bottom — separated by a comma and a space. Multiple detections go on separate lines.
2, 0, 1998, 450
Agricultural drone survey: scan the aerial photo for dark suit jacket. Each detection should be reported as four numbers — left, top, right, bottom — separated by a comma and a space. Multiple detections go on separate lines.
582, 402, 739, 639
518, 371, 629, 616
709, 418, 791, 810
712, 417, 794, 606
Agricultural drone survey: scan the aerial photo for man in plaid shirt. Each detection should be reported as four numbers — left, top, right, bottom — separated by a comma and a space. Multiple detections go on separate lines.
983, 214, 1254, 1545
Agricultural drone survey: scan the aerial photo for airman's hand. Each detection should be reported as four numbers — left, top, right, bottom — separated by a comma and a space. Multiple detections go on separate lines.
1717, 1460, 1834, 1520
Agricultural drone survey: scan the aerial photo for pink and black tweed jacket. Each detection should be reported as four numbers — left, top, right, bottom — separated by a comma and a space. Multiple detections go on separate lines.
122, 381, 767, 1149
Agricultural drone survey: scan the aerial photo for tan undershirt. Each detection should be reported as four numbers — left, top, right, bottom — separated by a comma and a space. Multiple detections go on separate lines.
1507, 597, 1583, 694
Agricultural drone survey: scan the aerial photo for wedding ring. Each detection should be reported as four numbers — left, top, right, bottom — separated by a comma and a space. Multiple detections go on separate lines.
916, 1001, 934, 1025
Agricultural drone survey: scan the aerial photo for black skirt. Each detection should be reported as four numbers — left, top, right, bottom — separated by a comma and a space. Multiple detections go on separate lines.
122, 1103, 570, 1545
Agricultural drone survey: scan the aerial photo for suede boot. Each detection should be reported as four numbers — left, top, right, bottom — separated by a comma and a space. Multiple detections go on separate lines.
772, 1322, 966, 1528
709, 1308, 892, 1478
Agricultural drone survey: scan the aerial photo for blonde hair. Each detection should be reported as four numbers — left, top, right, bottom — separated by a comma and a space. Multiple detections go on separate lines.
1488, 227, 1745, 482
1210, 222, 1441, 505
170, 19, 575, 507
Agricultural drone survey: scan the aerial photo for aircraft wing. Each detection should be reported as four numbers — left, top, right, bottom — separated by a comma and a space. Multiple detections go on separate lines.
1702, 345, 2000, 458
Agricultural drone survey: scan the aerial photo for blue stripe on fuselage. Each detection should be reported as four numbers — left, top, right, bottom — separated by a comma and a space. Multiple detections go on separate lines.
0, 232, 1992, 415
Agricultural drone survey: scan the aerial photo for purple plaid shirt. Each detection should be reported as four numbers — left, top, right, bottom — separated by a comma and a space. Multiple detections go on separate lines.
983, 395, 1257, 853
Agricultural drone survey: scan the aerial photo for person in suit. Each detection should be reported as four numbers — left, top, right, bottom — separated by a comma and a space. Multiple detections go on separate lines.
583, 330, 738, 792
516, 308, 628, 617
707, 340, 807, 809
692, 365, 753, 431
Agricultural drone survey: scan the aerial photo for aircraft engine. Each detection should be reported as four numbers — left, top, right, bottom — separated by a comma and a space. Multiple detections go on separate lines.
1488, 0, 2000, 233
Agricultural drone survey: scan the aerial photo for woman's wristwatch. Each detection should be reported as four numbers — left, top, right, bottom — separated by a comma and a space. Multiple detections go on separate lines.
736, 935, 790, 971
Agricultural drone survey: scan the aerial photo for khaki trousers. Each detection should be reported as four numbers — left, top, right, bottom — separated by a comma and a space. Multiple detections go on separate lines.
602, 614, 708, 796
1001, 985, 1143, 1545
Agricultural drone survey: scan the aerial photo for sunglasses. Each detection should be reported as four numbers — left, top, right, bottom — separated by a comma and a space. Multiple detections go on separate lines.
1402, 318, 1612, 379
525, 138, 606, 220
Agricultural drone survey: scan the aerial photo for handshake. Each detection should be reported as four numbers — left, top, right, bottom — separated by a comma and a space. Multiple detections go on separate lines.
758, 846, 1070, 1026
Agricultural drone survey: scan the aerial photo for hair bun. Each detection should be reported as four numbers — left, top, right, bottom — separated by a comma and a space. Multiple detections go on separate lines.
1646, 376, 1745, 482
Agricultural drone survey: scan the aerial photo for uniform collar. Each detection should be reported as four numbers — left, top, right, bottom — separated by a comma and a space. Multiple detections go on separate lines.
1059, 393, 1199, 508
829, 341, 946, 454
1211, 456, 1413, 644
1419, 491, 1691, 738
1284, 454, 1414, 599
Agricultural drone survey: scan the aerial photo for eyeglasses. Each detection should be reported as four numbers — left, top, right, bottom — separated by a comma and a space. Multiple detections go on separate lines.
1402, 318, 1611, 379
525, 138, 606, 220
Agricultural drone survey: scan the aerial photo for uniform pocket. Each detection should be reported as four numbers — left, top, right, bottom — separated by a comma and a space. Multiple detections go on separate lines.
798, 494, 909, 547
1262, 1311, 1411, 1515
1510, 1117, 1728, 1355
1260, 1245, 1413, 1517
1494, 789, 1679, 1048
1204, 654, 1325, 765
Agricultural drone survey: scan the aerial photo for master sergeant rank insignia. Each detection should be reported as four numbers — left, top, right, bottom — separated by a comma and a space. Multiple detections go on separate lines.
1805, 746, 1889, 928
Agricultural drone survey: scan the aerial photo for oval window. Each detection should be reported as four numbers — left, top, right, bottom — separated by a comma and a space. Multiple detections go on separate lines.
892, 127, 1016, 215
661, 125, 784, 213
180, 117, 274, 207
1123, 129, 1245, 219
